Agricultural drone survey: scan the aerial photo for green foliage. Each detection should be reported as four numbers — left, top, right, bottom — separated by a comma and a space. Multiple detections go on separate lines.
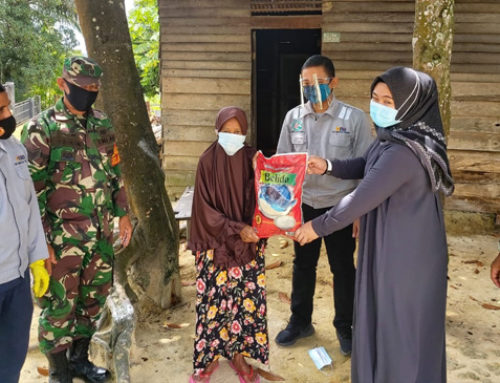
128, 0, 159, 98
0, 0, 78, 108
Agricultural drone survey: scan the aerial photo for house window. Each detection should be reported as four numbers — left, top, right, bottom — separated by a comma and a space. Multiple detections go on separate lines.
251, 0, 322, 16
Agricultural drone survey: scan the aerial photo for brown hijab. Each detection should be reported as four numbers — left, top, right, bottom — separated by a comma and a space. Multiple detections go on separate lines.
187, 107, 257, 268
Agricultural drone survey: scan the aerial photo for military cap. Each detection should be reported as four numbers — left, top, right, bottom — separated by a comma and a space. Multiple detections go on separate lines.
62, 56, 103, 87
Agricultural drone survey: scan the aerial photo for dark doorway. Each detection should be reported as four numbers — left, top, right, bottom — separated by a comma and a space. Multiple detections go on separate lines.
254, 29, 321, 156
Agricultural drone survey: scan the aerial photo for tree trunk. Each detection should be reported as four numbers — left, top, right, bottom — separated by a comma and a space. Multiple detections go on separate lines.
74, 0, 180, 311
413, 0, 455, 137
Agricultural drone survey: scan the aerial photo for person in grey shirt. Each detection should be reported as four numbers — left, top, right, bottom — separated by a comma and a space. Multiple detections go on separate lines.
0, 83, 49, 383
296, 67, 453, 383
275, 55, 372, 355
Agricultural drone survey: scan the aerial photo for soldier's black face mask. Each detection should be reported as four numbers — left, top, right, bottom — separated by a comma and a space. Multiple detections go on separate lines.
0, 115, 16, 140
64, 79, 98, 112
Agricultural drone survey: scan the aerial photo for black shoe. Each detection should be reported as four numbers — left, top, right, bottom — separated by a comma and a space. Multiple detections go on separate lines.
46, 350, 73, 383
69, 338, 111, 383
275, 322, 315, 346
336, 328, 352, 356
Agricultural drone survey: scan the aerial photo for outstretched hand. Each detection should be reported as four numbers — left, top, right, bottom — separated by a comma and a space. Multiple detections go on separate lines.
294, 221, 319, 246
307, 155, 327, 175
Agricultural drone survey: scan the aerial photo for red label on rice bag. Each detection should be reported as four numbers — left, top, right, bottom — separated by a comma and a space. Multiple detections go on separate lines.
253, 151, 307, 238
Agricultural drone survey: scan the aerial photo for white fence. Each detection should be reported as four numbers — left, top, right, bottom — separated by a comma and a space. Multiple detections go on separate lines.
14, 95, 41, 125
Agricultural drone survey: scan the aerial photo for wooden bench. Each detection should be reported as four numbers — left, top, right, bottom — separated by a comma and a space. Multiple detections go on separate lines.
173, 186, 194, 239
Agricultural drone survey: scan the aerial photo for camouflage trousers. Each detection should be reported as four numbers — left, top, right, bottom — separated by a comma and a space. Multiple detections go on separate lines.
38, 226, 114, 355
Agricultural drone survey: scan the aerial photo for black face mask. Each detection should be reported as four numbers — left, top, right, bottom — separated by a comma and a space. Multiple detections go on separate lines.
0, 115, 16, 140
64, 79, 98, 112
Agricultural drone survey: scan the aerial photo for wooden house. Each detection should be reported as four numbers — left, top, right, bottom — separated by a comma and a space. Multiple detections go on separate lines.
159, 0, 500, 231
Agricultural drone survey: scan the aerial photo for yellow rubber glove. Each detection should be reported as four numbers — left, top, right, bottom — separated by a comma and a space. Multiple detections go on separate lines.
29, 259, 50, 298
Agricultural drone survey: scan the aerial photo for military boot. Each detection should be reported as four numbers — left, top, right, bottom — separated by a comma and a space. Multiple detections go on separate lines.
47, 350, 72, 383
69, 338, 111, 383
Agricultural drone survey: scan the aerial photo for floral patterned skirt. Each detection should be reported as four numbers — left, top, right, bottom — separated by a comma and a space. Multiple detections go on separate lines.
193, 244, 269, 371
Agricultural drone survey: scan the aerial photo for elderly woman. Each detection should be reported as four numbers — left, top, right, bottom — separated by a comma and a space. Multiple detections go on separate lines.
188, 107, 267, 383
297, 67, 453, 383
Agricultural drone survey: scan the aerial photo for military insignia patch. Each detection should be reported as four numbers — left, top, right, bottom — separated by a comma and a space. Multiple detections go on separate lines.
111, 144, 120, 166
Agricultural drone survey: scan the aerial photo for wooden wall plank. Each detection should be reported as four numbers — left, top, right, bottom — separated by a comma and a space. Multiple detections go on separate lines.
164, 126, 216, 142
445, 196, 500, 214
162, 69, 250, 79
159, 0, 245, 9
162, 94, 251, 111
450, 63, 500, 74
324, 32, 412, 43
324, 12, 415, 23
453, 182, 500, 200
163, 110, 226, 127
161, 51, 249, 62
251, 15, 321, 29
448, 150, 500, 173
455, 3, 500, 13
161, 43, 250, 53
164, 78, 250, 95
448, 131, 500, 152
162, 155, 204, 171
165, 171, 196, 187
159, 8, 247, 18
163, 34, 249, 43
451, 73, 500, 83
450, 117, 500, 132
452, 52, 500, 65
162, 26, 248, 35
160, 17, 249, 26
163, 141, 213, 157
451, 101, 500, 117
162, 61, 251, 71
456, 13, 500, 23
324, 2, 415, 12
323, 42, 412, 52
323, 22, 413, 33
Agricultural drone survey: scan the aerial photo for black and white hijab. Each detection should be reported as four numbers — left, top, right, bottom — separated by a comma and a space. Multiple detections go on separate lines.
371, 66, 454, 196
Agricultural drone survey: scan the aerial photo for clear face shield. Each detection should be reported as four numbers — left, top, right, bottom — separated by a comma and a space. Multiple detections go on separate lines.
300, 74, 332, 111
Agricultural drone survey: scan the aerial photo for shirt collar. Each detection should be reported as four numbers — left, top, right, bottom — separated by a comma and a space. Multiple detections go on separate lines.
54, 97, 95, 123
0, 138, 8, 153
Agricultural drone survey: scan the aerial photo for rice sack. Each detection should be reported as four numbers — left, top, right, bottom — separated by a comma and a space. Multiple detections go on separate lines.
253, 151, 307, 238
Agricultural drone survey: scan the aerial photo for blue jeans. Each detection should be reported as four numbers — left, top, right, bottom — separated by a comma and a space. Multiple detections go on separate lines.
0, 269, 33, 383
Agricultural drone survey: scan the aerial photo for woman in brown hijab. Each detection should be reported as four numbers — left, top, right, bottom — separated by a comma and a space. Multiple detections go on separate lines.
188, 107, 267, 383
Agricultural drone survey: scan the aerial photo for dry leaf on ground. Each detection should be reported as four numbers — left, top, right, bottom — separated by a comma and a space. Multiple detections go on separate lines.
279, 292, 291, 304
257, 368, 286, 381
266, 260, 283, 270
463, 260, 484, 267
279, 240, 289, 249
37, 366, 49, 376
481, 303, 500, 310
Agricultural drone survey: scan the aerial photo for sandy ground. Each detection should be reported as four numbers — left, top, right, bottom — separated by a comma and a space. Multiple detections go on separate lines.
20, 234, 500, 383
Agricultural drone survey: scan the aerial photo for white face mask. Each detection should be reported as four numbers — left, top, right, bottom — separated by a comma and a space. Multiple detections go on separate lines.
217, 132, 246, 156
308, 346, 333, 371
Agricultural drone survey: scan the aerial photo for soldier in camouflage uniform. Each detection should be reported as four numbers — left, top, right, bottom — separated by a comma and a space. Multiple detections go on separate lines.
22, 57, 132, 383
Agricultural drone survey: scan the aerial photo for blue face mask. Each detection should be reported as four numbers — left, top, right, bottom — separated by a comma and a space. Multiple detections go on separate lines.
369, 99, 401, 128
303, 84, 331, 104
217, 132, 246, 156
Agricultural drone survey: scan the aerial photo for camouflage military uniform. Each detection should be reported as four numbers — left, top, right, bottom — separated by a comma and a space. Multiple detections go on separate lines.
21, 58, 128, 355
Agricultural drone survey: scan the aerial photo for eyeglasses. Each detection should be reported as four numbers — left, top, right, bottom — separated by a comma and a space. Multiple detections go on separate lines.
300, 77, 332, 87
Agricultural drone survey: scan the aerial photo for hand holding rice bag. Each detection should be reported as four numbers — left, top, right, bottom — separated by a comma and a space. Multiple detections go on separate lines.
253, 151, 307, 238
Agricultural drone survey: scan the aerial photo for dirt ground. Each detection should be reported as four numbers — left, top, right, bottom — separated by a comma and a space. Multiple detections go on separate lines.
21, 234, 500, 383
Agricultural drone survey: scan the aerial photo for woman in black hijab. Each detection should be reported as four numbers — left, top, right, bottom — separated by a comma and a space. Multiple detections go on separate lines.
296, 67, 453, 383
188, 107, 267, 383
